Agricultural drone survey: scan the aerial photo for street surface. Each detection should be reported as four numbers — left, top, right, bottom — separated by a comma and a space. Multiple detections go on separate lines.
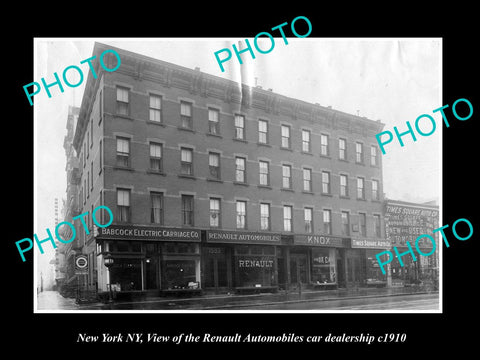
36, 290, 439, 311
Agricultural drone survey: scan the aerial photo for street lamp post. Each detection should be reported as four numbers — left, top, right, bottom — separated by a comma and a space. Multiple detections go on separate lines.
104, 254, 115, 303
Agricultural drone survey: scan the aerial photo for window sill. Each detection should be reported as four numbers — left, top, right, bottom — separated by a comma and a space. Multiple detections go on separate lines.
301, 151, 313, 155
257, 142, 271, 147
339, 158, 349, 163
258, 185, 272, 189
207, 178, 223, 183
302, 191, 314, 195
321, 192, 333, 197
113, 165, 134, 171
114, 113, 133, 120
177, 126, 195, 133
319, 154, 331, 159
147, 120, 166, 127
281, 188, 294, 192
355, 162, 365, 166
147, 169, 166, 176
357, 198, 367, 201
234, 181, 249, 186
280, 147, 293, 152
178, 174, 196, 180
233, 138, 248, 143
339, 195, 350, 199
206, 133, 222, 138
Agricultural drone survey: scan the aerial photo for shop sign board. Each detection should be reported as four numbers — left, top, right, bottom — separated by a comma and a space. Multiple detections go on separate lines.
351, 238, 391, 249
206, 230, 281, 244
293, 234, 345, 247
97, 225, 201, 242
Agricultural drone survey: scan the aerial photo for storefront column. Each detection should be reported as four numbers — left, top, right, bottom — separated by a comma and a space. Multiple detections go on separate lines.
285, 247, 291, 291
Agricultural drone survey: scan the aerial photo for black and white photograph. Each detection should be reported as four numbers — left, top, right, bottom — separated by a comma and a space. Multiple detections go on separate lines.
7, 8, 478, 354
33, 37, 442, 312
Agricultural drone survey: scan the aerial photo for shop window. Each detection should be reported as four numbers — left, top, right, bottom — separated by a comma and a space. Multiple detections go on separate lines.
164, 259, 198, 290
109, 258, 141, 291
366, 250, 387, 284
311, 248, 336, 284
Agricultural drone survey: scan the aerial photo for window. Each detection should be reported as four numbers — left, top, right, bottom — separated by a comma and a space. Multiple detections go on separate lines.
283, 205, 293, 232
235, 157, 246, 183
86, 133, 90, 158
235, 114, 245, 140
359, 212, 367, 236
180, 102, 192, 129
281, 125, 290, 148
87, 171, 89, 197
320, 134, 329, 156
116, 87, 129, 115
322, 171, 330, 194
260, 203, 270, 230
323, 210, 332, 234
117, 189, 130, 222
151, 192, 163, 224
181, 195, 194, 226
236, 201, 247, 229
259, 160, 269, 186
341, 211, 350, 236
374, 215, 381, 237
116, 137, 130, 167
258, 120, 268, 144
357, 177, 365, 199
209, 152, 220, 180
339, 138, 346, 160
371, 145, 378, 166
303, 168, 312, 192
304, 207, 313, 233
340, 174, 348, 197
149, 94, 162, 122
150, 142, 163, 171
90, 120, 93, 146
209, 198, 221, 227
180, 148, 193, 175
90, 162, 93, 190
372, 179, 379, 200
282, 165, 292, 189
356, 142, 363, 163
302, 130, 311, 152
99, 139, 103, 172
99, 89, 103, 123
208, 108, 220, 134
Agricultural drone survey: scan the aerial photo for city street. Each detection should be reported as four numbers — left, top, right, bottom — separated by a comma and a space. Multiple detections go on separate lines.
36, 288, 439, 311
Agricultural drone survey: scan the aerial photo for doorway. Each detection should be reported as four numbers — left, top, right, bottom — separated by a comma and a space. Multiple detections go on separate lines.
203, 247, 230, 291
290, 254, 308, 285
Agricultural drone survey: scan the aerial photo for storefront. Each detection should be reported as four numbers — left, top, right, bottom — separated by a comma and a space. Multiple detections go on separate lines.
291, 234, 347, 290
96, 225, 202, 296
349, 238, 391, 287
204, 230, 281, 293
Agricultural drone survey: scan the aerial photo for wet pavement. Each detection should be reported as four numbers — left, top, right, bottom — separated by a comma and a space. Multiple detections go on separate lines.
37, 290, 80, 311
36, 285, 439, 311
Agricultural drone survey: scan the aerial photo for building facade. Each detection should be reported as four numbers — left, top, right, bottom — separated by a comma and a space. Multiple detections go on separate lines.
384, 199, 439, 287
71, 42, 388, 298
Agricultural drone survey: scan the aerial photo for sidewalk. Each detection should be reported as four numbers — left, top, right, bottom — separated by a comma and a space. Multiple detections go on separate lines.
78, 285, 438, 310
36, 290, 80, 311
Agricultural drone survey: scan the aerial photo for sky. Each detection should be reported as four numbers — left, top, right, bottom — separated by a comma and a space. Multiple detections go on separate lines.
33, 37, 442, 289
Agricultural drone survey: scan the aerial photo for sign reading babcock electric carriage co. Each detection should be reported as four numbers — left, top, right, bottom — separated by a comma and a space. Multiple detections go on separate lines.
97, 225, 201, 242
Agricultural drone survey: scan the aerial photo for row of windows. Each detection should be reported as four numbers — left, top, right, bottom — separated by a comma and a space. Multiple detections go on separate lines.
115, 87, 380, 166
114, 189, 383, 237
114, 137, 381, 200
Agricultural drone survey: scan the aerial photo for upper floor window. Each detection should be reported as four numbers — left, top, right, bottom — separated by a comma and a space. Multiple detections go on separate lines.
281, 125, 291, 149
116, 137, 130, 167
180, 102, 193, 129
209, 108, 220, 135
116, 87, 129, 115
235, 115, 245, 140
149, 95, 162, 122
258, 120, 268, 144
302, 130, 311, 152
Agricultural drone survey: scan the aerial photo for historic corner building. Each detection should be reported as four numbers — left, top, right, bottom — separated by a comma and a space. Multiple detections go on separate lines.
67, 42, 390, 299
384, 199, 439, 287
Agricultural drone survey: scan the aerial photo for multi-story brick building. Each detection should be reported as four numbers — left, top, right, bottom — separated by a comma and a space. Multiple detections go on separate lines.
71, 42, 388, 298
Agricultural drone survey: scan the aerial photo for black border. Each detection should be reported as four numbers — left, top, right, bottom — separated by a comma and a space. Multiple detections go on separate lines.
7, 6, 479, 354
